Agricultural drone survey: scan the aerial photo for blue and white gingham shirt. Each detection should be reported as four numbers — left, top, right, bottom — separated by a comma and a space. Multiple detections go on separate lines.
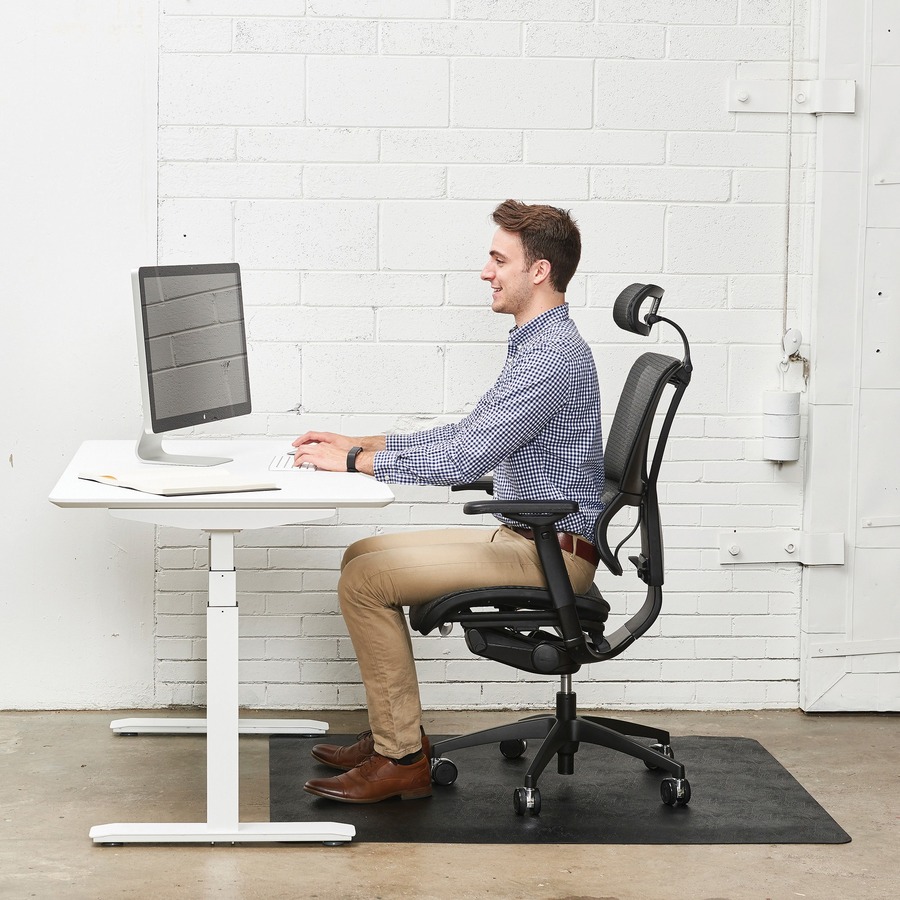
373, 304, 605, 542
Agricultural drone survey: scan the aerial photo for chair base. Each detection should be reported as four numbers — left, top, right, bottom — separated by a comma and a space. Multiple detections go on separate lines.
431, 686, 686, 793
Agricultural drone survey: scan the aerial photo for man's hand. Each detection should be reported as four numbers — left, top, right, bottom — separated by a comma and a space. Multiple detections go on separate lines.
292, 439, 354, 472
292, 431, 355, 453
291, 431, 382, 474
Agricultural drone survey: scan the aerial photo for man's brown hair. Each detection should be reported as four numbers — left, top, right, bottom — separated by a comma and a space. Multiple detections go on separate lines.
491, 199, 581, 293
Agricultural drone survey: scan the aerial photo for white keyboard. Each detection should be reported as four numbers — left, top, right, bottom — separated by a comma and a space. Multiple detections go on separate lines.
269, 453, 316, 472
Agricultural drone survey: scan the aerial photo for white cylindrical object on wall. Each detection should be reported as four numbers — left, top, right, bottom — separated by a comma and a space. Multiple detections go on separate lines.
763, 390, 801, 461
763, 436, 801, 459
763, 391, 801, 416
764, 415, 800, 438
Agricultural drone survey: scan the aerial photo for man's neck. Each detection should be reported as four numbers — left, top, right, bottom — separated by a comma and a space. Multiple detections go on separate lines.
513, 296, 566, 329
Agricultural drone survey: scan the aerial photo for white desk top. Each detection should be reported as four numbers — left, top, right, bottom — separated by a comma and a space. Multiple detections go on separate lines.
49, 440, 395, 511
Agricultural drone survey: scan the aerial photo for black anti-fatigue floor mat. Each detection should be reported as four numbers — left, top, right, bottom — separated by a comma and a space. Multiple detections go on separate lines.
270, 734, 850, 844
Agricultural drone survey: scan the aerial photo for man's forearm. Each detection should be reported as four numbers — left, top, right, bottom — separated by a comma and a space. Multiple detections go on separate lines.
357, 435, 387, 452
350, 437, 384, 477
354, 450, 377, 477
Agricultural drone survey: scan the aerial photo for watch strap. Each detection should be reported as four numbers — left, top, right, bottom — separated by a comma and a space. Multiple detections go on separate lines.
346, 446, 363, 473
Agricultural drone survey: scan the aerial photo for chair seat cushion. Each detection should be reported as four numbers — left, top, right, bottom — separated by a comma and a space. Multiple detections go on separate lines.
409, 584, 610, 644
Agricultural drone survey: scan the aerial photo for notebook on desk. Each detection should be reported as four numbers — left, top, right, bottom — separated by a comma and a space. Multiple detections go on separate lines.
78, 469, 280, 497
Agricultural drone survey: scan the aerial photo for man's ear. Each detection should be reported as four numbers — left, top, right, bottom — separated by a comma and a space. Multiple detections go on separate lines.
532, 259, 552, 285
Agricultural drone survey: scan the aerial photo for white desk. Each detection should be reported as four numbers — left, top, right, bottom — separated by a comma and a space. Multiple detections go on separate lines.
50, 439, 394, 845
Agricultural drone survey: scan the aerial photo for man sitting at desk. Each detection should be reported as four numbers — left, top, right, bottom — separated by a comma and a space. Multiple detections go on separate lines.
292, 199, 604, 804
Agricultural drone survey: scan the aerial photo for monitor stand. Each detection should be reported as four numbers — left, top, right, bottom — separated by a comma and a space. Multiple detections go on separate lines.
136, 430, 231, 467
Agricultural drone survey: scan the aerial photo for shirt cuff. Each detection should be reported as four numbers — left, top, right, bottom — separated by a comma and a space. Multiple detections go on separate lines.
372, 449, 398, 481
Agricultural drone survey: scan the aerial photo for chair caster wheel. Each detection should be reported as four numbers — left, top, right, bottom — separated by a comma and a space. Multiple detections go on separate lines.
644, 742, 675, 770
499, 739, 527, 759
661, 777, 691, 807
431, 757, 458, 786
513, 786, 541, 816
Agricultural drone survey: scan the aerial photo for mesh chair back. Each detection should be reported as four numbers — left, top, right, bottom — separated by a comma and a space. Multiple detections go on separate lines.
602, 351, 682, 504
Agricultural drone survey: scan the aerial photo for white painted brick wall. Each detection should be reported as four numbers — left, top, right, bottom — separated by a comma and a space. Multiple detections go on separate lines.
154, 0, 818, 712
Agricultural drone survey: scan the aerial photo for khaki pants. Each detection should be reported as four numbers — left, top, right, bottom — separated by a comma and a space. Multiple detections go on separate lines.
338, 525, 598, 759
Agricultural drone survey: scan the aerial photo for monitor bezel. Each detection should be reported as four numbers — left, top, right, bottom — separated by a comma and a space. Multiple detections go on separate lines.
135, 262, 252, 435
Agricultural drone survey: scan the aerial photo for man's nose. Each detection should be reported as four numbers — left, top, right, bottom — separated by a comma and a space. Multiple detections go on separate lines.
481, 261, 494, 281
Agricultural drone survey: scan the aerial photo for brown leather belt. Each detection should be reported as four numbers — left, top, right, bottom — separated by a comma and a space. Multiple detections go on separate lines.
507, 526, 599, 567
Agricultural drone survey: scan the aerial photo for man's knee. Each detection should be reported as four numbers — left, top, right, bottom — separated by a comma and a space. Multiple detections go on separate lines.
340, 535, 378, 571
339, 553, 391, 612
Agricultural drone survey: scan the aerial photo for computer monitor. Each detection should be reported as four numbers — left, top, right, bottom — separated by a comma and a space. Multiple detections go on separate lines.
132, 262, 251, 466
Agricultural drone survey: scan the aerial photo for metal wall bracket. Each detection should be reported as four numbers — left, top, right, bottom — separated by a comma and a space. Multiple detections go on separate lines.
809, 639, 900, 658
861, 515, 900, 528
719, 530, 845, 566
728, 79, 856, 114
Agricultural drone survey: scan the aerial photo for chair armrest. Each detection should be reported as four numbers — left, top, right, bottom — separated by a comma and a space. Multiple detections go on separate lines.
463, 498, 587, 652
463, 499, 578, 528
451, 476, 494, 495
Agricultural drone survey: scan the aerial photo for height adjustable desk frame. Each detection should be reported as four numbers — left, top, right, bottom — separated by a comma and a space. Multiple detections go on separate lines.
107, 506, 332, 745
50, 440, 394, 845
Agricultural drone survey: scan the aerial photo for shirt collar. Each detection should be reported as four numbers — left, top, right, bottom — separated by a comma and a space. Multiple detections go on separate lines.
508, 304, 570, 351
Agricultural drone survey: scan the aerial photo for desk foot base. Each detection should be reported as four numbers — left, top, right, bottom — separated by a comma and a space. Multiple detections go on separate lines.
109, 717, 329, 736
89, 821, 355, 845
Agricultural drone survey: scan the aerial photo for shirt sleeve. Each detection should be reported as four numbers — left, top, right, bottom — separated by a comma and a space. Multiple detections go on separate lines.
385, 422, 461, 450
374, 349, 572, 485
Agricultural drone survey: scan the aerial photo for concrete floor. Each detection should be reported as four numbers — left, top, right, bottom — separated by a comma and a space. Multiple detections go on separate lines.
0, 708, 897, 900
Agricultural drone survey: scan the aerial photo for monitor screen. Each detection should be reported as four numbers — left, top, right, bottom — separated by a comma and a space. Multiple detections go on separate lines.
136, 263, 251, 434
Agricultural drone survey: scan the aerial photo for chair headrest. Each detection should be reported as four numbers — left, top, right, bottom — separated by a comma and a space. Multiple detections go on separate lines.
613, 283, 664, 336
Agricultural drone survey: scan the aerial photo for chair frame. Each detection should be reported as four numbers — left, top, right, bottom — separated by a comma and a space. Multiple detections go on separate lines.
410, 284, 693, 815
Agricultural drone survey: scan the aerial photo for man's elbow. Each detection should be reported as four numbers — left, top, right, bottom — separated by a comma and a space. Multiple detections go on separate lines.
452, 458, 492, 486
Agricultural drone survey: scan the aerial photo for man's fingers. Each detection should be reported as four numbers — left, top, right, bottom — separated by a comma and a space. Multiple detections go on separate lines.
293, 431, 327, 447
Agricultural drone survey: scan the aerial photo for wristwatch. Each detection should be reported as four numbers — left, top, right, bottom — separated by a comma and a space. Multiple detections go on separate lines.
346, 446, 363, 473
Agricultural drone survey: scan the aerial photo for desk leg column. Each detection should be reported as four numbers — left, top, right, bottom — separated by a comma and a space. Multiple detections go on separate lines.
207, 530, 239, 832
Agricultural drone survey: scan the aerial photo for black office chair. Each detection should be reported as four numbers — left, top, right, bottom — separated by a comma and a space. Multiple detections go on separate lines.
409, 283, 693, 816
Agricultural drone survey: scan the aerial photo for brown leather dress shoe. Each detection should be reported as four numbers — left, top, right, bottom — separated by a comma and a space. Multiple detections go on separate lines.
311, 728, 431, 772
310, 730, 376, 771
303, 751, 432, 804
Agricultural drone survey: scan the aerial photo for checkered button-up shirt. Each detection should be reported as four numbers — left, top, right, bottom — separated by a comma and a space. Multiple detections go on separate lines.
373, 304, 605, 541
